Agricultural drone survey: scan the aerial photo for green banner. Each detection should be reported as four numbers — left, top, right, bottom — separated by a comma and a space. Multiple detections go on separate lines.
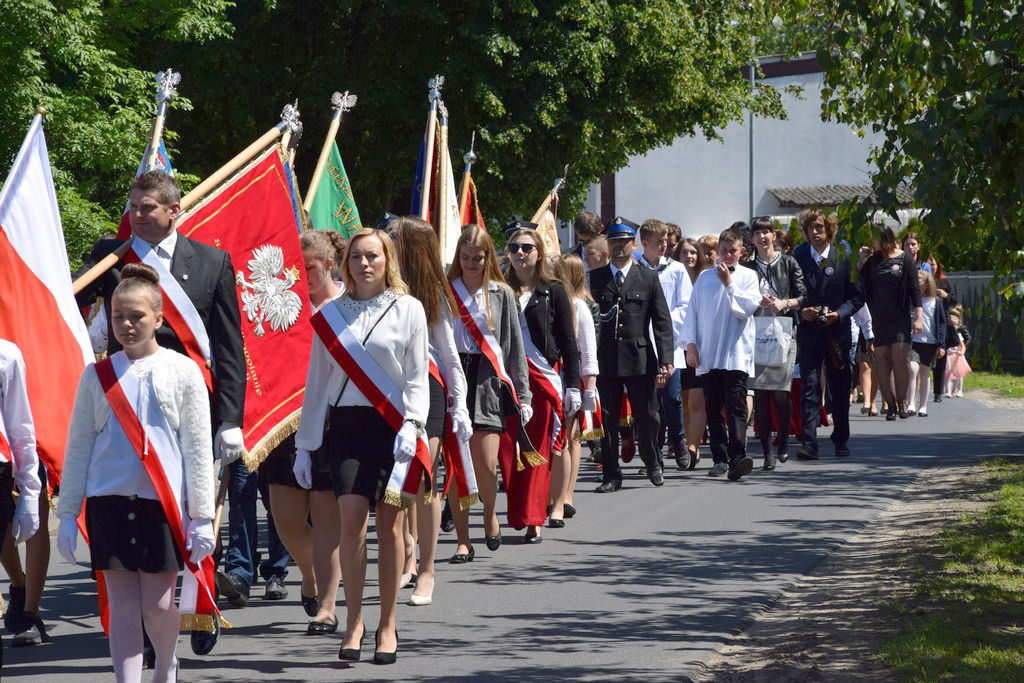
309, 140, 361, 236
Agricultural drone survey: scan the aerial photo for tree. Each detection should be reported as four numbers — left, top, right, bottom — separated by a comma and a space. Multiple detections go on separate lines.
0, 0, 232, 266
156, 0, 784, 235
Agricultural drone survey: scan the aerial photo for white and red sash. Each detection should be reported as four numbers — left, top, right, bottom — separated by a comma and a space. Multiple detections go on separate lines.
521, 329, 566, 455
94, 352, 219, 632
310, 302, 431, 509
578, 386, 604, 442
449, 279, 536, 457
429, 355, 478, 511
0, 415, 11, 464
123, 239, 213, 392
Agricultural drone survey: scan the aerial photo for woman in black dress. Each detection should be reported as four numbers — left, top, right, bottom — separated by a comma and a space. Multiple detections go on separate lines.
859, 227, 923, 420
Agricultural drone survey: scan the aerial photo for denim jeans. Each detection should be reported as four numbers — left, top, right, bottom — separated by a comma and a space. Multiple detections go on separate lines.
657, 368, 684, 455
223, 459, 289, 586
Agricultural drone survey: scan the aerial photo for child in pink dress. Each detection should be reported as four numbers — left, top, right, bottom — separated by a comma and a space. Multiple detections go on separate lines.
944, 312, 972, 397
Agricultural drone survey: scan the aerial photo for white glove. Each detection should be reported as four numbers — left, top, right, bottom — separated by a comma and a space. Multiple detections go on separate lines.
564, 388, 582, 416
186, 519, 216, 564
292, 449, 313, 489
11, 494, 40, 544
214, 423, 246, 465
582, 389, 598, 413
452, 408, 473, 443
57, 514, 79, 565
521, 403, 534, 425
393, 423, 419, 464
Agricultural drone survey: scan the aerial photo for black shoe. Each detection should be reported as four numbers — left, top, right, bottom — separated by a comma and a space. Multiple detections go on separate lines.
595, 480, 622, 493
485, 534, 502, 551
727, 456, 754, 481
907, 408, 917, 416
777, 448, 789, 463
4, 586, 26, 634
648, 467, 664, 486
440, 501, 455, 533
836, 444, 851, 457
563, 503, 576, 519
548, 518, 565, 529
674, 448, 691, 471
264, 575, 287, 601
763, 462, 776, 471
190, 615, 220, 655
523, 531, 543, 544
688, 446, 700, 470
306, 615, 339, 635
215, 571, 250, 608
898, 402, 910, 419
886, 407, 897, 421
449, 546, 475, 564
300, 594, 318, 618
796, 450, 819, 461
11, 613, 47, 646
373, 628, 398, 665
338, 622, 366, 661
934, 394, 943, 403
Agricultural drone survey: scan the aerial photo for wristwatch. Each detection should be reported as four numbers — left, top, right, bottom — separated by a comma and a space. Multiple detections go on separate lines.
403, 418, 425, 436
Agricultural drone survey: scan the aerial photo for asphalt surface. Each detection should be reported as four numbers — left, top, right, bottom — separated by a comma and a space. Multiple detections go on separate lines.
4, 395, 1022, 682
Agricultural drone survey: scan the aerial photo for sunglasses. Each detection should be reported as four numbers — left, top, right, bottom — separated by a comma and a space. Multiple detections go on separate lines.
507, 243, 536, 254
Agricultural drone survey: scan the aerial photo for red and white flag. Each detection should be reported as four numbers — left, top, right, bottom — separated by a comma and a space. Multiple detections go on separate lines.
0, 114, 93, 488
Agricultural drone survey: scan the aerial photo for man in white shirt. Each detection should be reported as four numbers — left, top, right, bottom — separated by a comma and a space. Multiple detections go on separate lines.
638, 220, 693, 470
681, 228, 761, 481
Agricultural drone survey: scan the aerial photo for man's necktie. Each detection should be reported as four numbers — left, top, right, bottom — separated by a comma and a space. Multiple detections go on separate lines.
615, 271, 625, 289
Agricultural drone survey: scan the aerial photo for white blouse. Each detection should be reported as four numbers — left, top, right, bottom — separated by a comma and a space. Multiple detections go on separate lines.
913, 297, 937, 344
429, 306, 469, 415
572, 298, 599, 378
296, 289, 429, 452
452, 278, 501, 354
680, 266, 761, 376
0, 340, 41, 504
57, 348, 215, 521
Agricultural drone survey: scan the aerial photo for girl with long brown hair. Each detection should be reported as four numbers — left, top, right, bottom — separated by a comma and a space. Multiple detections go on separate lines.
675, 237, 709, 467
446, 225, 531, 559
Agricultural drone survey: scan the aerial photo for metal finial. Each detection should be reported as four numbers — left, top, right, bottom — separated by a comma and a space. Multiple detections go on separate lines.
428, 74, 445, 101
35, 106, 48, 118
331, 90, 358, 113
280, 100, 301, 134
463, 131, 477, 166
155, 69, 181, 102
553, 163, 569, 193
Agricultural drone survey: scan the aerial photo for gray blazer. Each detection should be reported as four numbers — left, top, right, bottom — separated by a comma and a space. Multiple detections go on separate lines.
467, 283, 532, 431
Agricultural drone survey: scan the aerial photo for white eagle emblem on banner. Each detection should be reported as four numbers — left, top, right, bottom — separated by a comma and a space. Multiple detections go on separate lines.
235, 244, 303, 337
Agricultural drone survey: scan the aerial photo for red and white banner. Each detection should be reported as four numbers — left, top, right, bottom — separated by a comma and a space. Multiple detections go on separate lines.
429, 356, 478, 510
0, 114, 93, 488
176, 145, 311, 466
310, 301, 431, 508
95, 352, 219, 631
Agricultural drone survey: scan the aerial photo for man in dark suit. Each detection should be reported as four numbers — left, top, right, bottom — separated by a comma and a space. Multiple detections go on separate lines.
590, 217, 675, 492
793, 211, 865, 459
74, 171, 281, 654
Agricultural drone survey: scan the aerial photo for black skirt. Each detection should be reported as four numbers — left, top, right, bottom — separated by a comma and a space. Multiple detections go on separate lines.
262, 434, 333, 492
326, 406, 397, 500
86, 495, 182, 573
680, 366, 701, 391
911, 342, 939, 367
426, 374, 446, 439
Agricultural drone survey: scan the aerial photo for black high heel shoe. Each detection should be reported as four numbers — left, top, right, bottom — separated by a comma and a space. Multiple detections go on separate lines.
485, 533, 502, 551
886, 406, 897, 421
338, 622, 366, 661
898, 402, 910, 419
373, 627, 398, 665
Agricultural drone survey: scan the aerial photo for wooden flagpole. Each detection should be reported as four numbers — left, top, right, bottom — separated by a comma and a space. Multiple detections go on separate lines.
458, 131, 476, 222
72, 111, 300, 295
437, 102, 451, 250
418, 75, 444, 221
530, 164, 569, 224
303, 91, 358, 212
145, 69, 180, 171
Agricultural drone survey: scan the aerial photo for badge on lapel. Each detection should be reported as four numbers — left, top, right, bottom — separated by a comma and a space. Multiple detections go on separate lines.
825, 266, 834, 276
891, 263, 901, 273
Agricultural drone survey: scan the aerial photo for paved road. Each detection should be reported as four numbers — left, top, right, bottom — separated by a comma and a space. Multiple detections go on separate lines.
4, 396, 1023, 682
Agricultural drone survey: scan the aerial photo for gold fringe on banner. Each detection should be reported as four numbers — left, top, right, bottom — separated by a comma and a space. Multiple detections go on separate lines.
523, 449, 547, 467
515, 451, 525, 471
381, 487, 406, 510
579, 427, 604, 442
618, 416, 633, 428
241, 409, 301, 472
458, 493, 478, 512
180, 613, 232, 632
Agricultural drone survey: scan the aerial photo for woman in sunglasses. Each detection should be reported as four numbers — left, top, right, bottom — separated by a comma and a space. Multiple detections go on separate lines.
445, 226, 531, 561
504, 228, 580, 544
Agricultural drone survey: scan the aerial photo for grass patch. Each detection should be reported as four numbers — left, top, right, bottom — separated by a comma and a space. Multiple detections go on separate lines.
881, 462, 1024, 681
965, 371, 1024, 399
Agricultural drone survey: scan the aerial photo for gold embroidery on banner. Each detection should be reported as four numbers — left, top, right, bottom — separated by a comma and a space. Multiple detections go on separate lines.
381, 487, 405, 509
241, 409, 301, 471
243, 391, 305, 438
458, 493, 479, 512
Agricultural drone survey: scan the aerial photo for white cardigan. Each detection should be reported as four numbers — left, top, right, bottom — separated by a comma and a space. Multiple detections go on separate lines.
296, 290, 429, 452
572, 298, 599, 378
429, 307, 469, 415
57, 348, 215, 521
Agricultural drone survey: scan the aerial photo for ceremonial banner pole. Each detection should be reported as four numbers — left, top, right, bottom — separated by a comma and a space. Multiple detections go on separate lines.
303, 91, 358, 212
418, 75, 444, 221
458, 131, 476, 221
530, 164, 569, 224
72, 107, 300, 295
146, 69, 181, 171
437, 101, 451, 251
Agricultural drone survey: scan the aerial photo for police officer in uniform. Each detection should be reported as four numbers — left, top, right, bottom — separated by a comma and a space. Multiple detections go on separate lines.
589, 218, 674, 492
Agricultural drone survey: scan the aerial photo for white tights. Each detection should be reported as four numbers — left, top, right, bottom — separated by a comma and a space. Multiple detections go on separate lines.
103, 570, 179, 683
906, 361, 931, 411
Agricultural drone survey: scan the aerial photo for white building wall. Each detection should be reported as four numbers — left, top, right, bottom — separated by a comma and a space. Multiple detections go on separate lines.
592, 69, 881, 238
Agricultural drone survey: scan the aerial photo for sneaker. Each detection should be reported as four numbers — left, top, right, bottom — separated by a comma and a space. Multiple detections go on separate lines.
12, 614, 48, 646
638, 466, 648, 477
707, 462, 728, 477
264, 575, 288, 601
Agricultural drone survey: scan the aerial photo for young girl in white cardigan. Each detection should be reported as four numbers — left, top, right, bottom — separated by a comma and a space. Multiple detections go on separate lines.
56, 263, 216, 683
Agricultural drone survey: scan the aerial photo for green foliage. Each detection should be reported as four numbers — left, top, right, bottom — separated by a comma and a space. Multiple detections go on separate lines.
0, 0, 232, 267
156, 0, 784, 228
965, 371, 1024, 399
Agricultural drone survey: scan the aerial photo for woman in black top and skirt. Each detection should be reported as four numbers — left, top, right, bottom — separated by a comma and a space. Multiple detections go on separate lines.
860, 227, 923, 420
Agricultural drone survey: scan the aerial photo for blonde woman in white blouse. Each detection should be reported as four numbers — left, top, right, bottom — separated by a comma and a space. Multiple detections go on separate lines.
294, 229, 429, 665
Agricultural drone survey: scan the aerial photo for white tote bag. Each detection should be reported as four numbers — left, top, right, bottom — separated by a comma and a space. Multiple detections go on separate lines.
754, 315, 792, 368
